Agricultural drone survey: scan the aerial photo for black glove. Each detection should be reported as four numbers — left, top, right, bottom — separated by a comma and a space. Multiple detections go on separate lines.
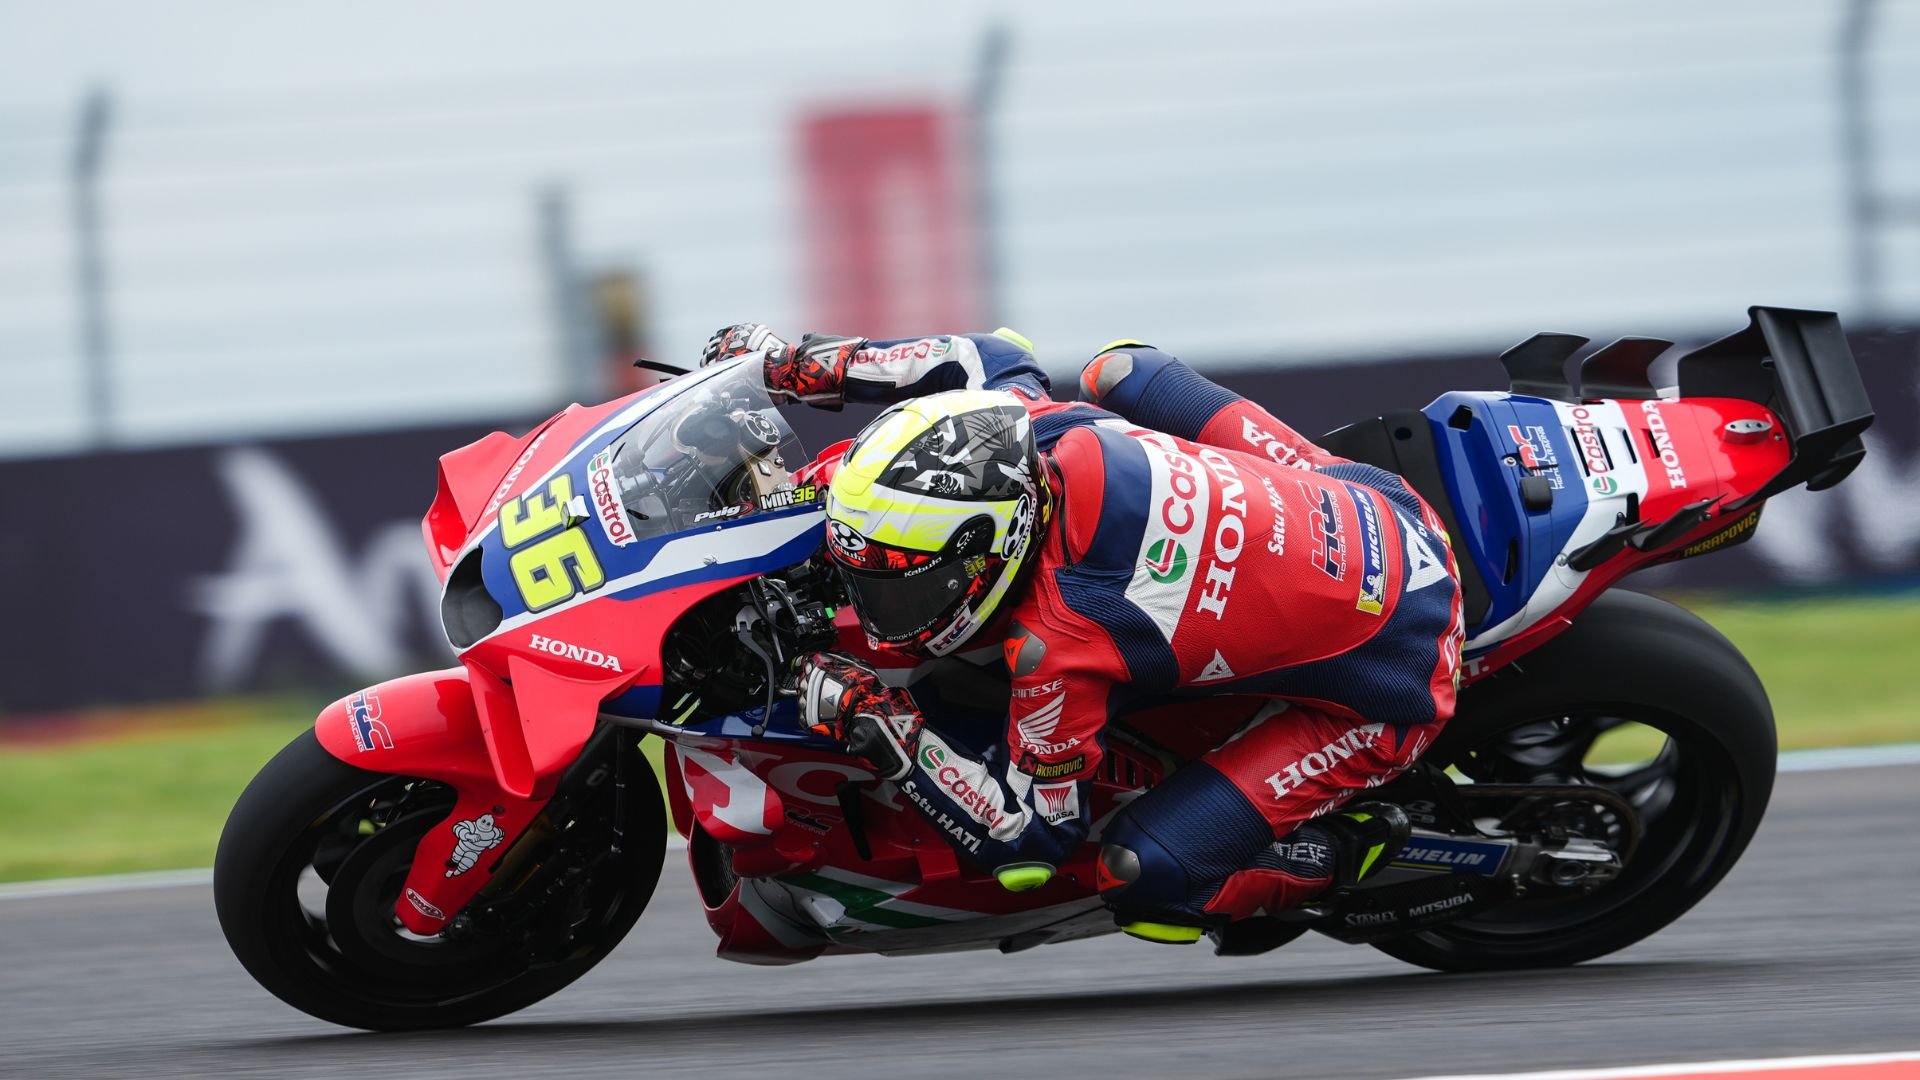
798, 652, 923, 781
701, 323, 790, 367
763, 334, 865, 409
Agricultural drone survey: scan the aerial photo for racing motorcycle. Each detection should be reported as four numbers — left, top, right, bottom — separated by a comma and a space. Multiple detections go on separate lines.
214, 306, 1873, 1030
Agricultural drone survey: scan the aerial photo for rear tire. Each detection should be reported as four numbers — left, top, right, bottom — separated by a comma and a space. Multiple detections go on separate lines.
1371, 590, 1775, 972
214, 728, 666, 1030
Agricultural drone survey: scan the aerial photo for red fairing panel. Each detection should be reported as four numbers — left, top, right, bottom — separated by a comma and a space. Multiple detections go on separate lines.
314, 668, 555, 935
422, 383, 674, 580
1463, 396, 1795, 683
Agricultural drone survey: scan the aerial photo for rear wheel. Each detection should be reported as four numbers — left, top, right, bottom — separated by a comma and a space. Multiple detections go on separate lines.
214, 728, 666, 1030
1371, 590, 1775, 971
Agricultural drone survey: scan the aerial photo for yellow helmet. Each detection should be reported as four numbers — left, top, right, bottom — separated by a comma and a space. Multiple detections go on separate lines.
824, 389, 1043, 655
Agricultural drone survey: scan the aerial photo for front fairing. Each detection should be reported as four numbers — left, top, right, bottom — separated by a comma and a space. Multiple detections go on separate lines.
428, 360, 828, 793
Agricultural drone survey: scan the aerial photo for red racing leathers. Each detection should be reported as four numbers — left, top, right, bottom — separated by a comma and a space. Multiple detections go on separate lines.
776, 330, 1465, 919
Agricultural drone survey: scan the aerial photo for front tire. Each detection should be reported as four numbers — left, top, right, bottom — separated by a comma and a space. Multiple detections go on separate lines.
214, 728, 666, 1030
1372, 590, 1776, 972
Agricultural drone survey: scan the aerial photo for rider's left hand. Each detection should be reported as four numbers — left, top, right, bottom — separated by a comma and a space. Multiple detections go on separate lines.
798, 652, 924, 781
702, 323, 790, 367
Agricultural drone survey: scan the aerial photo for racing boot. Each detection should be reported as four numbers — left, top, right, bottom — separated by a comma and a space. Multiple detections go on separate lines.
1205, 802, 1412, 955
1321, 801, 1413, 890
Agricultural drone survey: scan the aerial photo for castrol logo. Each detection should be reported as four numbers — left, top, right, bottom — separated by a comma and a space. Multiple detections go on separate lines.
1568, 406, 1610, 478
587, 451, 636, 547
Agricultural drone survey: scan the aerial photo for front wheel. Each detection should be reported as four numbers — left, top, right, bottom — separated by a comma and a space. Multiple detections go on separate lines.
1371, 590, 1776, 972
214, 727, 667, 1030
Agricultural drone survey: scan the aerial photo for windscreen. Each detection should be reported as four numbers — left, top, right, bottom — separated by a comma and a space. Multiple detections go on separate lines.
589, 362, 812, 544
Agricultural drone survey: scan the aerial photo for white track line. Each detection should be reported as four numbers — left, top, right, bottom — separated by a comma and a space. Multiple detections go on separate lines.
1397, 1049, 1920, 1079
1776, 742, 1920, 773
0, 867, 211, 901
0, 836, 689, 902
5, 745, 1915, 904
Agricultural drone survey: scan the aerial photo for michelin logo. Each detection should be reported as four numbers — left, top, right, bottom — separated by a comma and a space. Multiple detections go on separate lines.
1391, 837, 1507, 877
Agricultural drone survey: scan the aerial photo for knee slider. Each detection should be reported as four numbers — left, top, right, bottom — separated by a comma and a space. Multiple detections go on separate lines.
1078, 341, 1149, 403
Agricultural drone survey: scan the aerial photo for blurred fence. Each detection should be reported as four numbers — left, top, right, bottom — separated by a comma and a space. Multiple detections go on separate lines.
3, 1, 1919, 458
3, 327, 1914, 716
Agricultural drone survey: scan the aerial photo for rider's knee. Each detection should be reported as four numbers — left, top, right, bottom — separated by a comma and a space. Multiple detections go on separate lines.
1077, 340, 1161, 404
1096, 762, 1275, 916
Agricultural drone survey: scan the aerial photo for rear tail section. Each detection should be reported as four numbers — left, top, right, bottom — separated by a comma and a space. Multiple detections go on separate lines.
1320, 306, 1874, 679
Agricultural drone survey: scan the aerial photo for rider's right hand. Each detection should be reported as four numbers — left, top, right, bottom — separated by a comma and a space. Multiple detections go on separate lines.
798, 652, 923, 781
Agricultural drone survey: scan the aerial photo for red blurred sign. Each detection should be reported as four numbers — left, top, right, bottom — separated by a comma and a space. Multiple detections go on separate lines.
799, 106, 978, 337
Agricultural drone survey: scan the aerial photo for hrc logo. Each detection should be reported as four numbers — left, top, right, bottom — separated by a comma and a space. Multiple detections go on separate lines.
348, 691, 393, 753
1300, 482, 1345, 581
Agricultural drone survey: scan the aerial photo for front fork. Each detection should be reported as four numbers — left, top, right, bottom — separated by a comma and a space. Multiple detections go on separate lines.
314, 669, 557, 934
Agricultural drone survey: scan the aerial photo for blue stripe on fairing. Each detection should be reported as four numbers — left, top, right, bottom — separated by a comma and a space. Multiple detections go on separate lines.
481, 507, 824, 622
599, 511, 823, 605
600, 688, 840, 746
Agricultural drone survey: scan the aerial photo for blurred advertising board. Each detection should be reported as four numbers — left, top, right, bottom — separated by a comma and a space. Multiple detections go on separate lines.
3, 331, 1914, 714
799, 106, 978, 338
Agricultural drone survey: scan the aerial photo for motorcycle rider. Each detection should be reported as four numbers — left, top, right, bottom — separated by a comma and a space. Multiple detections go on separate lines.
703, 323, 1465, 941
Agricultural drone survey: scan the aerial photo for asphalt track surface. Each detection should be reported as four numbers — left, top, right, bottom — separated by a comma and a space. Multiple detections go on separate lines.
5, 765, 1917, 1080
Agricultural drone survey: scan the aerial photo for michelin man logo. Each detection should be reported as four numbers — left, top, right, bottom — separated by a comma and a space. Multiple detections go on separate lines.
445, 813, 505, 877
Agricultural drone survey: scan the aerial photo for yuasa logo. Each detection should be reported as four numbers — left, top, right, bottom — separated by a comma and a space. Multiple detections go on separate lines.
528, 633, 623, 671
1035, 781, 1079, 824
1263, 723, 1384, 798
587, 451, 636, 547
1193, 447, 1248, 620
1639, 400, 1689, 490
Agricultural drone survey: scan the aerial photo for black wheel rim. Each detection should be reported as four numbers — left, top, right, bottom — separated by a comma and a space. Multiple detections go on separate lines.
262, 775, 538, 1009
1424, 704, 1744, 943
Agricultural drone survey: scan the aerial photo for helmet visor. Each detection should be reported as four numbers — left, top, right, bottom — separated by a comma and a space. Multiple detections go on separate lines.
839, 557, 990, 644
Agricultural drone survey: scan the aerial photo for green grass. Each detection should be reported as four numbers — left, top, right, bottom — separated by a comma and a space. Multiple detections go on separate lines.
1578, 593, 1920, 766
1679, 594, 1920, 750
1, 712, 314, 882
1, 592, 1914, 883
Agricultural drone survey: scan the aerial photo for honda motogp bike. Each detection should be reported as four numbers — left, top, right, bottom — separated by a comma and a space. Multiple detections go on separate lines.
215, 306, 1873, 1030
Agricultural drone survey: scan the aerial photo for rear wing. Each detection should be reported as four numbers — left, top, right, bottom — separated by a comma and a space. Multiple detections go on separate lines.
1673, 306, 1874, 511
1495, 306, 1875, 512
